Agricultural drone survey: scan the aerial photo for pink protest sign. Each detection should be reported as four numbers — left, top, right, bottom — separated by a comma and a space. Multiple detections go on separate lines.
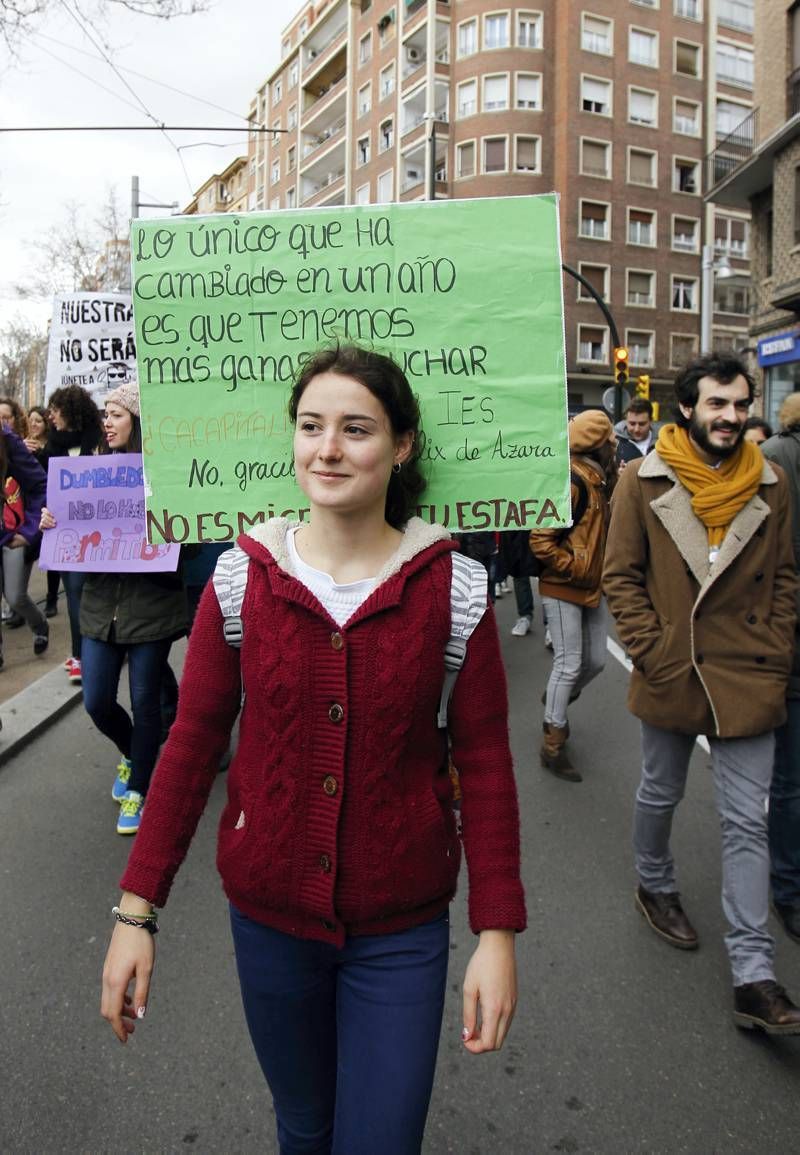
40, 454, 180, 573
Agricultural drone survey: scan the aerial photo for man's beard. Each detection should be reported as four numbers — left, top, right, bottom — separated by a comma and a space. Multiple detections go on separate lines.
688, 413, 744, 460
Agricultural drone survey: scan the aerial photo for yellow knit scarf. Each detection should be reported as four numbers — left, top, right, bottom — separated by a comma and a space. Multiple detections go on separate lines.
656, 423, 763, 551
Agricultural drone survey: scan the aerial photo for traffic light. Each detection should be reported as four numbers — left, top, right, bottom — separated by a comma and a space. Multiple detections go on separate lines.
614, 346, 629, 391
635, 373, 651, 399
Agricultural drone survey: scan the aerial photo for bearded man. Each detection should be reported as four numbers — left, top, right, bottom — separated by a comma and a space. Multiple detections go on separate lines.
604, 353, 800, 1034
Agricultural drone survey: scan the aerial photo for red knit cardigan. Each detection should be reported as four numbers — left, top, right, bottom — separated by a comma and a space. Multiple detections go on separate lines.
121, 528, 526, 947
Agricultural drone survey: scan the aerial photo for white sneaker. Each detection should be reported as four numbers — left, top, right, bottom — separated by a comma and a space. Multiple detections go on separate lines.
511, 616, 532, 637
494, 583, 504, 598
544, 627, 553, 651
500, 579, 512, 594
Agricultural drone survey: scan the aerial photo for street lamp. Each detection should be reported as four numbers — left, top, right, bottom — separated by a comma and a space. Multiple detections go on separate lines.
700, 243, 738, 354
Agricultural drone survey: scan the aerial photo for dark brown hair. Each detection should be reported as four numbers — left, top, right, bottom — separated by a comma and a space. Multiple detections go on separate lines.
288, 344, 426, 528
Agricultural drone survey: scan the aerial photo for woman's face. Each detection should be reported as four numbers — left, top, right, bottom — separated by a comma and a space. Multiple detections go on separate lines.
0, 403, 16, 431
50, 407, 67, 431
293, 372, 412, 520
28, 411, 46, 440
103, 402, 134, 451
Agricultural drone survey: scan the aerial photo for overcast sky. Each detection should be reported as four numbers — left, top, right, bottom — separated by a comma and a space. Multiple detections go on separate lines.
0, 0, 297, 333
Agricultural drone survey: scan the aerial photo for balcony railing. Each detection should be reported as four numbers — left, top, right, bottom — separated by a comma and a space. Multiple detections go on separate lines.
704, 106, 758, 193
789, 67, 800, 119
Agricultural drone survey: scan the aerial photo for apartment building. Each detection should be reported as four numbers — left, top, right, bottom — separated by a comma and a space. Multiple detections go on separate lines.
707, 0, 800, 427
182, 156, 249, 215
239, 0, 754, 406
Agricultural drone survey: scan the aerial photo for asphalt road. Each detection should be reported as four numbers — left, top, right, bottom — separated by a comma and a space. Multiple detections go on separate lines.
1, 590, 799, 1153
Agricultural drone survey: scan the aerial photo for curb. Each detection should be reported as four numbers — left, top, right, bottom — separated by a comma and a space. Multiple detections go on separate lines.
0, 665, 83, 767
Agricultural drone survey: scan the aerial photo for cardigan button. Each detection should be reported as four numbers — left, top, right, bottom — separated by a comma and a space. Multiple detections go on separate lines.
747, 614, 757, 625
319, 853, 332, 873
330, 632, 344, 651
323, 775, 338, 796
755, 656, 766, 665
754, 572, 764, 582
696, 654, 704, 665
329, 703, 344, 723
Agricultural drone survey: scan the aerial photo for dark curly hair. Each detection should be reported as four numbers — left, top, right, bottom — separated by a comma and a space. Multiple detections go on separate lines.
47, 384, 103, 437
288, 344, 426, 528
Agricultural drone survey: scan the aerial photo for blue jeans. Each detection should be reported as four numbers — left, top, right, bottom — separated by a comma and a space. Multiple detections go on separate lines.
81, 636, 174, 796
514, 577, 534, 619
61, 570, 85, 659
770, 698, 800, 906
230, 908, 450, 1155
634, 722, 775, 985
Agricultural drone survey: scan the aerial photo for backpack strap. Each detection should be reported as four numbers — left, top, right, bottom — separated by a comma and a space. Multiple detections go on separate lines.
437, 551, 489, 728
212, 545, 250, 648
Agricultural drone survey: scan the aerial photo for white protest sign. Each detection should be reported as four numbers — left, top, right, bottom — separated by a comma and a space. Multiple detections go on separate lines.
45, 292, 137, 401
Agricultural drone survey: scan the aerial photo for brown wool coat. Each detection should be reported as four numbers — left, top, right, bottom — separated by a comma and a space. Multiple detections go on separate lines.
529, 456, 609, 609
603, 450, 797, 738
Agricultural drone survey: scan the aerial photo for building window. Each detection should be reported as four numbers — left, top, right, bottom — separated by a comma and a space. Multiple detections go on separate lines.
627, 330, 655, 365
457, 18, 477, 57
581, 76, 612, 115
379, 118, 394, 152
272, 79, 282, 105
629, 87, 657, 126
672, 216, 699, 252
355, 183, 371, 205
377, 169, 394, 203
357, 134, 371, 166
484, 12, 510, 49
714, 283, 751, 314
627, 270, 655, 307
281, 37, 291, 58
716, 41, 753, 89
380, 63, 396, 99
517, 10, 542, 48
629, 27, 658, 67
483, 136, 508, 173
286, 187, 296, 209
578, 324, 608, 363
483, 74, 509, 112
675, 39, 701, 78
675, 0, 701, 19
270, 195, 280, 211
289, 59, 298, 89
628, 148, 657, 187
358, 83, 372, 117
672, 276, 698, 310
582, 14, 612, 54
632, 0, 659, 8
515, 135, 540, 171
671, 332, 698, 367
673, 158, 699, 193
359, 31, 372, 64
714, 214, 749, 258
717, 0, 753, 33
457, 79, 477, 118
580, 200, 610, 240
271, 160, 280, 185
378, 8, 396, 45
457, 140, 476, 178
577, 263, 609, 301
628, 207, 656, 246
287, 145, 296, 172
580, 138, 611, 178
516, 73, 541, 109
716, 99, 750, 140
287, 103, 297, 130
674, 97, 700, 135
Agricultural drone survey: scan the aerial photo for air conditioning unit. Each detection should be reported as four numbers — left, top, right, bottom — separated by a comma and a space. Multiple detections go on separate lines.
407, 46, 422, 63
309, 48, 319, 59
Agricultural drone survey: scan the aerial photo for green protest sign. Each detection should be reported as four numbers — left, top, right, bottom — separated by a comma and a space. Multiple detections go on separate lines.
132, 195, 569, 543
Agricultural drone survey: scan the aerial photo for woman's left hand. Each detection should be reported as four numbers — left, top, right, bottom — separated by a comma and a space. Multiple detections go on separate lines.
461, 928, 517, 1054
6, 534, 26, 549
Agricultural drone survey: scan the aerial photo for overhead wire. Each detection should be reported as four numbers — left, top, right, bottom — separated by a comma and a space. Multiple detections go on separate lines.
31, 40, 153, 117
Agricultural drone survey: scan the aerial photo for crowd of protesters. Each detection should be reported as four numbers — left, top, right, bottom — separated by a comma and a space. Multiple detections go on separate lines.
1, 341, 799, 1153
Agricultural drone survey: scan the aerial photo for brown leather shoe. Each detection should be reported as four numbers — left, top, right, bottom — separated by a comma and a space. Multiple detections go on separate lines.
733, 980, 800, 1035
540, 723, 582, 782
635, 885, 699, 950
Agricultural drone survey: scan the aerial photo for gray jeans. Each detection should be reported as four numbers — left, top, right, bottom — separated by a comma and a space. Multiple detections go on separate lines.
1, 546, 46, 651
541, 596, 607, 726
634, 721, 775, 985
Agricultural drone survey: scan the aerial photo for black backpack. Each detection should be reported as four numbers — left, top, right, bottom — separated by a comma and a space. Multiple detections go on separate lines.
500, 471, 589, 579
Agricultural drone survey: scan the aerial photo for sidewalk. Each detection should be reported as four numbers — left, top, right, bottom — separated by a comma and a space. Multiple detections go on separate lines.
0, 566, 83, 766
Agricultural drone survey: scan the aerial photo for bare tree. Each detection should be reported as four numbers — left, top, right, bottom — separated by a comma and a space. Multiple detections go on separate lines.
0, 315, 47, 402
1, 0, 207, 52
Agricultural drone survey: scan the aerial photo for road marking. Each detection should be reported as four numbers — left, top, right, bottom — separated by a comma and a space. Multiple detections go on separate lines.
606, 636, 711, 754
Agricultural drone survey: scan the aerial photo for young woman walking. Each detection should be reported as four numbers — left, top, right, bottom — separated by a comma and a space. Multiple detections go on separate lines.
41, 384, 188, 834
45, 385, 104, 681
101, 344, 525, 1155
531, 409, 618, 782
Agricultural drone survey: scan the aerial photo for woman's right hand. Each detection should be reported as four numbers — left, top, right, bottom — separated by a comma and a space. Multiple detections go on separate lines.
39, 506, 56, 531
23, 437, 39, 453
101, 919, 156, 1044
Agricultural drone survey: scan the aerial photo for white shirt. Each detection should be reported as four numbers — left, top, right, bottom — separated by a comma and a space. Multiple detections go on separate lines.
287, 527, 376, 626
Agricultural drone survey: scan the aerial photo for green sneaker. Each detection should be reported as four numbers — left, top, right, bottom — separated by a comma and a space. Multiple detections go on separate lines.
116, 791, 144, 835
111, 756, 132, 803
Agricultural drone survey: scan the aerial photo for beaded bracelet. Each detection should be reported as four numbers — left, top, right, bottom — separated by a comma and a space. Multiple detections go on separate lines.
112, 906, 159, 935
